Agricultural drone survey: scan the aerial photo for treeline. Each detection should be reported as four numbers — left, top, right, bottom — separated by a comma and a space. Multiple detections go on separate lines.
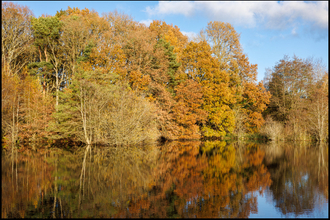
1, 2, 327, 146
262, 56, 328, 142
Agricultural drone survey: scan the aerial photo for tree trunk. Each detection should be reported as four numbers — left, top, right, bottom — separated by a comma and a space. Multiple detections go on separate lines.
44, 46, 48, 62
56, 71, 59, 113
80, 86, 91, 145
38, 46, 42, 62
43, 80, 46, 98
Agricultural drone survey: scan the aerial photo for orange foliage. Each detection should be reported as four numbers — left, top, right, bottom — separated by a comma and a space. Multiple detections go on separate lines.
19, 75, 55, 141
173, 79, 207, 139
149, 20, 188, 62
181, 41, 235, 137
2, 2, 273, 143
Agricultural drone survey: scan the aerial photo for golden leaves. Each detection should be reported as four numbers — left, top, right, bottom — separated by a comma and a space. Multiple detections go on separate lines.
2, 3, 272, 143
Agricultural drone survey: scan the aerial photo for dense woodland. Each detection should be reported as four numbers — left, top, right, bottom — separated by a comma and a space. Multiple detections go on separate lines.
2, 2, 328, 147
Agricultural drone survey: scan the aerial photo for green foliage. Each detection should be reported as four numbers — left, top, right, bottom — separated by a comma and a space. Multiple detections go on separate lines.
31, 16, 62, 48
27, 61, 53, 75
49, 67, 160, 145
55, 9, 68, 18
76, 41, 96, 64
2, 3, 282, 146
48, 69, 115, 142
155, 38, 181, 95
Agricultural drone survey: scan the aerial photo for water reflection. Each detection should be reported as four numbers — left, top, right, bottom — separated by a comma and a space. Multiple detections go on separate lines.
262, 142, 328, 217
1, 141, 328, 218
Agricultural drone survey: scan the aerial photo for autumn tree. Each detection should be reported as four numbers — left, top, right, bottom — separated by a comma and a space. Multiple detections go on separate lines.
203, 21, 243, 93
202, 21, 270, 135
27, 15, 64, 113
2, 3, 56, 145
180, 40, 234, 137
118, 22, 180, 139
49, 69, 113, 145
2, 2, 33, 144
264, 55, 314, 140
56, 7, 109, 78
2, 3, 286, 144
19, 72, 55, 143
149, 20, 188, 94
1, 71, 21, 145
102, 10, 136, 48
50, 68, 159, 146
149, 20, 188, 62
2, 2, 34, 76
241, 81, 271, 133
172, 79, 207, 139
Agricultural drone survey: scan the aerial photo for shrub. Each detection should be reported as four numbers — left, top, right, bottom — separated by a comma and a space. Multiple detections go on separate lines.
261, 116, 283, 141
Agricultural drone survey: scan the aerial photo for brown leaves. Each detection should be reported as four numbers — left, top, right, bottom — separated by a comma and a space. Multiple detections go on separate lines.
173, 79, 207, 139
242, 81, 271, 132
264, 55, 327, 140
2, 3, 273, 143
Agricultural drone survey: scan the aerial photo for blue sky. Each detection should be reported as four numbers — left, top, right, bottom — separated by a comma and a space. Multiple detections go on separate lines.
11, 1, 328, 82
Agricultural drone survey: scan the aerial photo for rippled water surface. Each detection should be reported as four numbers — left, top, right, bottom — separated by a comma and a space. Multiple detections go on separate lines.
2, 141, 328, 218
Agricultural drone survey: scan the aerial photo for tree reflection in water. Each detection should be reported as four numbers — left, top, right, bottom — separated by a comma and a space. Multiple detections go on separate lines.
263, 142, 328, 217
1, 141, 328, 218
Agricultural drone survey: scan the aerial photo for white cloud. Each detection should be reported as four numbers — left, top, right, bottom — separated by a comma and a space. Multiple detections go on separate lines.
257, 1, 328, 30
291, 27, 298, 37
181, 31, 197, 40
146, 1, 195, 17
196, 1, 257, 28
145, 1, 328, 30
139, 19, 153, 27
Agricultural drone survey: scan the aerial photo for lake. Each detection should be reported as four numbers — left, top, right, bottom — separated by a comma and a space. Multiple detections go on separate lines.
2, 141, 328, 218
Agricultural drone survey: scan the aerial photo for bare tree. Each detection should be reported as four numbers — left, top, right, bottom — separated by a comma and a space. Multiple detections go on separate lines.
233, 107, 247, 140
307, 68, 328, 142
2, 2, 34, 76
102, 86, 160, 146
262, 116, 283, 141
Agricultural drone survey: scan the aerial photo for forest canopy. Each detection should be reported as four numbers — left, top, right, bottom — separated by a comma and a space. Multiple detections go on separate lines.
2, 3, 328, 146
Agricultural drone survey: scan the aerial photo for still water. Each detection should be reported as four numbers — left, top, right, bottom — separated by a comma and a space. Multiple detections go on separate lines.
2, 141, 328, 218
